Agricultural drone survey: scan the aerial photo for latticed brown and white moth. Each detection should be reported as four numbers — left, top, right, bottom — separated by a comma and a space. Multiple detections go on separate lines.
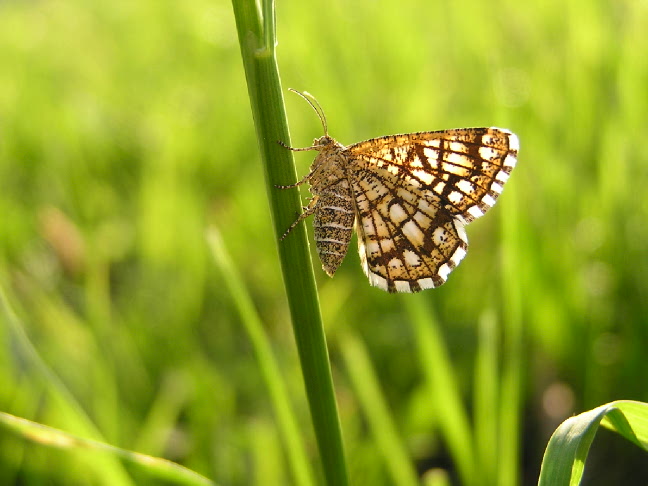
278, 90, 518, 293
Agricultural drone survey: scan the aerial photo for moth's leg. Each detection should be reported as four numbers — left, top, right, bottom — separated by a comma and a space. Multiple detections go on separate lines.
275, 168, 318, 189
280, 195, 320, 240
275, 141, 321, 188
277, 140, 318, 152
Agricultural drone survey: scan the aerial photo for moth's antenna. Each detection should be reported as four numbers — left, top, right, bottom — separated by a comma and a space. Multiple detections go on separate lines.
289, 88, 328, 136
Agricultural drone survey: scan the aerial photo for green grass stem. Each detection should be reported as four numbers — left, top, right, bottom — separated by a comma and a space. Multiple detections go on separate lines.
231, 1, 348, 485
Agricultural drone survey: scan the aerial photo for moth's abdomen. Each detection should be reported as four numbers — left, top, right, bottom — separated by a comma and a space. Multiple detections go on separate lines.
312, 180, 356, 277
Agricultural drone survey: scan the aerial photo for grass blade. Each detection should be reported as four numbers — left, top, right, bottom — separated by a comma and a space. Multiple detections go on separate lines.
0, 285, 135, 486
339, 330, 419, 486
0, 412, 214, 486
473, 310, 500, 486
231, 1, 348, 484
498, 175, 524, 486
207, 228, 315, 486
538, 400, 648, 485
405, 296, 475, 486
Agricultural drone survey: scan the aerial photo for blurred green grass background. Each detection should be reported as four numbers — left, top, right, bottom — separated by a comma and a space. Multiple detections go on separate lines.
1, 0, 647, 484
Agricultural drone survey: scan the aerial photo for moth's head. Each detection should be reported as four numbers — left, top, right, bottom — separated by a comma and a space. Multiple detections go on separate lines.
313, 135, 334, 147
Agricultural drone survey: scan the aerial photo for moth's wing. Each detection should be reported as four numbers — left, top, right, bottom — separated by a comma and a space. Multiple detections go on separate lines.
347, 128, 519, 224
348, 165, 468, 293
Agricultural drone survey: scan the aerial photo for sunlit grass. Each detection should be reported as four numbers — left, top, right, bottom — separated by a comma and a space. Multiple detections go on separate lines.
0, 0, 647, 484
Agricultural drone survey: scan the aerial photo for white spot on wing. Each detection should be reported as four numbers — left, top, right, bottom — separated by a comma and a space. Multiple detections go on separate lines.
395, 280, 411, 292
388, 258, 404, 270
448, 191, 464, 204
397, 188, 417, 204
504, 153, 517, 169
444, 152, 466, 165
496, 171, 510, 183
367, 241, 380, 256
413, 169, 434, 185
456, 179, 474, 194
418, 277, 436, 290
505, 131, 520, 151
433, 181, 446, 193
482, 194, 497, 207
413, 211, 431, 227
438, 263, 451, 281
479, 146, 498, 160
454, 220, 468, 243
467, 205, 484, 219
380, 238, 395, 253
404, 250, 421, 267
384, 165, 398, 175
402, 220, 424, 247
449, 141, 468, 153
368, 272, 388, 291
451, 246, 467, 266
418, 199, 433, 213
410, 156, 423, 168
423, 147, 440, 161
432, 227, 447, 246
389, 204, 408, 224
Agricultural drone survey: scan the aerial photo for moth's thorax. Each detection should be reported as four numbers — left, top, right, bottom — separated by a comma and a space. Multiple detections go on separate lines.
308, 137, 350, 189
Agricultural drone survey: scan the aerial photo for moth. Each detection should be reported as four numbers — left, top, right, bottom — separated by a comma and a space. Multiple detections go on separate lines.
278, 89, 518, 293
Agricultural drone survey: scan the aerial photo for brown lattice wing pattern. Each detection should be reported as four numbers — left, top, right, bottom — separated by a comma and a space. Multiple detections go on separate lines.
348, 128, 518, 224
351, 166, 468, 292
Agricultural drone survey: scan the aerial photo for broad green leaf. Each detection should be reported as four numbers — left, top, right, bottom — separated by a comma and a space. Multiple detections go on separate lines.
538, 400, 648, 486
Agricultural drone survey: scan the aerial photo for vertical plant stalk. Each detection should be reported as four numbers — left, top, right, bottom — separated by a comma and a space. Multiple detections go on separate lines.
230, 1, 349, 485
497, 180, 524, 486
